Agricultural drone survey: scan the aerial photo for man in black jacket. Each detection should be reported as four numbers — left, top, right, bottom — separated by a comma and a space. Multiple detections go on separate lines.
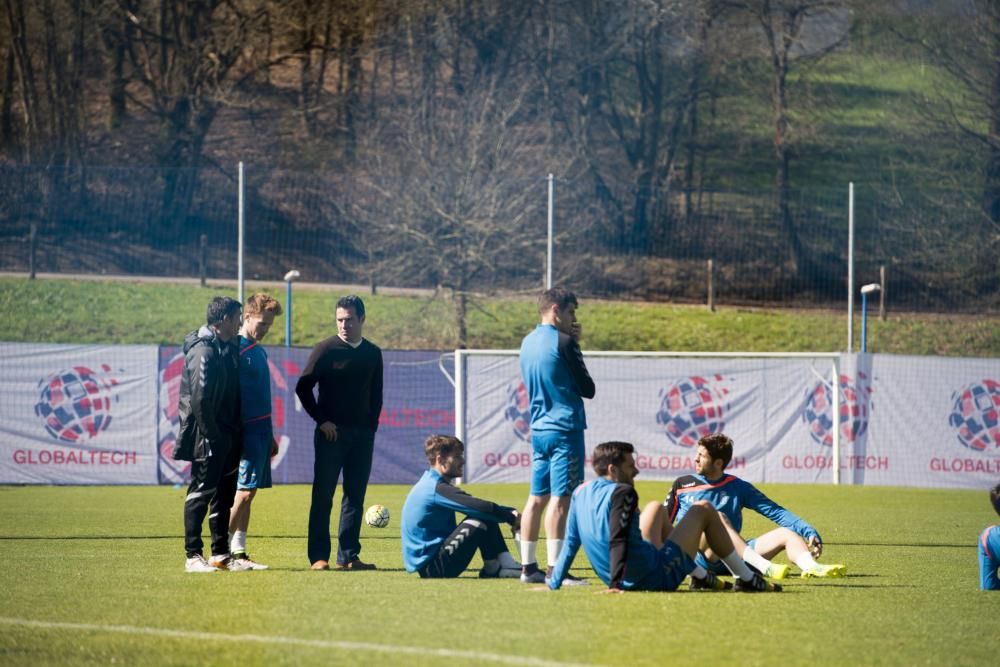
174, 296, 242, 573
296, 295, 383, 571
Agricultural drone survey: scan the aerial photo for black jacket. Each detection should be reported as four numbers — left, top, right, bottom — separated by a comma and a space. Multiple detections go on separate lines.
172, 326, 241, 462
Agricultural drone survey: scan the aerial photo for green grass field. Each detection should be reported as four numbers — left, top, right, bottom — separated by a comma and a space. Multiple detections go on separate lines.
0, 483, 994, 666
2, 277, 998, 356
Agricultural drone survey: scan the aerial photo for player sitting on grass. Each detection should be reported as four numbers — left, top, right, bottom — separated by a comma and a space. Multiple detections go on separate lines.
401, 435, 522, 579
655, 433, 846, 583
978, 481, 1000, 590
547, 441, 780, 593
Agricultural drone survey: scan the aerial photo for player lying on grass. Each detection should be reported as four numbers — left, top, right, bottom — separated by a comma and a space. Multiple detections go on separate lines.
401, 435, 523, 578
547, 440, 780, 593
650, 433, 846, 583
979, 481, 1000, 590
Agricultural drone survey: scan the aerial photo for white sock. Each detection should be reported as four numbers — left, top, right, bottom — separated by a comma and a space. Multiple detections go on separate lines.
230, 530, 246, 554
721, 551, 755, 581
794, 551, 820, 571
546, 539, 564, 567
520, 540, 538, 566
690, 564, 709, 579
742, 545, 773, 574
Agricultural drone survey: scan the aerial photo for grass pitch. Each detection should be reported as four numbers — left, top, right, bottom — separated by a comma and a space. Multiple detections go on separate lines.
0, 482, 993, 666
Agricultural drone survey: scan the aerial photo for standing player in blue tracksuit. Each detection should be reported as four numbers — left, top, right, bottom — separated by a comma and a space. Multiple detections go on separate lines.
518, 288, 596, 584
227, 293, 283, 571
548, 441, 780, 593
659, 433, 846, 581
402, 435, 523, 578
979, 482, 1000, 590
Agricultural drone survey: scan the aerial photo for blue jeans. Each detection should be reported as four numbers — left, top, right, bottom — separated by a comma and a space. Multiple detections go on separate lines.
307, 426, 375, 565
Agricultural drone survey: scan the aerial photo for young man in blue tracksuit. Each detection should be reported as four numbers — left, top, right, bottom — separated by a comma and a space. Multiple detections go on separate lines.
227, 292, 283, 571
656, 433, 846, 582
547, 441, 780, 593
518, 288, 596, 584
402, 435, 522, 578
979, 482, 1000, 590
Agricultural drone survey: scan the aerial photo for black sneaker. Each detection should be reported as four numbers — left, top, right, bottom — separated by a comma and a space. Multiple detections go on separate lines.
734, 572, 782, 592
689, 571, 733, 591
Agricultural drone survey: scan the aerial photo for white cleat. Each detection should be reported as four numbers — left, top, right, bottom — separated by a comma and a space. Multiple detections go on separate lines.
185, 555, 218, 573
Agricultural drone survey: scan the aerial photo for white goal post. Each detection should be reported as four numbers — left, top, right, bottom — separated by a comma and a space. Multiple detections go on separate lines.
451, 350, 843, 485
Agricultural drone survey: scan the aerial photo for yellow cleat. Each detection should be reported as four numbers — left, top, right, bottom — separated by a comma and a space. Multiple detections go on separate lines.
801, 563, 847, 578
766, 563, 790, 580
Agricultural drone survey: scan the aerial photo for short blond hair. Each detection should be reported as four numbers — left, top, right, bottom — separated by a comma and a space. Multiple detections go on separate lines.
244, 292, 283, 317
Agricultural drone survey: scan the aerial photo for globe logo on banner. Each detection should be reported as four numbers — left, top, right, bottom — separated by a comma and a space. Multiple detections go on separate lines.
656, 375, 730, 447
948, 379, 1000, 452
34, 365, 120, 444
504, 381, 532, 443
802, 373, 872, 447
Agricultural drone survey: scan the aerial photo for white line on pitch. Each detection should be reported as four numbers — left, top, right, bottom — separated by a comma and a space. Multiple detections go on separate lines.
0, 617, 599, 667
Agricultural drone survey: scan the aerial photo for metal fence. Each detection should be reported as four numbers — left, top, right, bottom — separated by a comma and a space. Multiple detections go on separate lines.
0, 165, 996, 313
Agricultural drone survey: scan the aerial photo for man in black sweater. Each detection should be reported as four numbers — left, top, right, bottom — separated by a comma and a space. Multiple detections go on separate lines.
296, 295, 384, 570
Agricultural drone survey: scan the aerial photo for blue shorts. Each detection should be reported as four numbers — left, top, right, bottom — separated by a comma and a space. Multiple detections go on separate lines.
630, 540, 697, 592
530, 430, 585, 497
237, 429, 273, 490
697, 537, 759, 575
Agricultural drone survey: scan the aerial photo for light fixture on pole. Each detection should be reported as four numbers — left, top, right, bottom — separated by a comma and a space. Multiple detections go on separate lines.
860, 283, 880, 353
283, 270, 300, 347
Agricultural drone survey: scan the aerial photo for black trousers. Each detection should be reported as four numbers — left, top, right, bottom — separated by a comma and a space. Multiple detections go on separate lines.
307, 426, 375, 565
184, 438, 240, 558
418, 519, 509, 578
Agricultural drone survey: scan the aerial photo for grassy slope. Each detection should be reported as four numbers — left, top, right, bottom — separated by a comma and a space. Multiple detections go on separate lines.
0, 483, 993, 666
2, 277, 997, 356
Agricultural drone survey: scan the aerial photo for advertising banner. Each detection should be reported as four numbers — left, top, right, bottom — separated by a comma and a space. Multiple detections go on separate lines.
157, 347, 452, 485
0, 343, 159, 484
462, 352, 1000, 490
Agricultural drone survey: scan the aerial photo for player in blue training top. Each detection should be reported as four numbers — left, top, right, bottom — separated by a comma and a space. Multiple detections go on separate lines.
227, 293, 282, 571
548, 441, 781, 593
402, 435, 523, 578
979, 482, 1000, 590
654, 433, 846, 582
518, 288, 596, 585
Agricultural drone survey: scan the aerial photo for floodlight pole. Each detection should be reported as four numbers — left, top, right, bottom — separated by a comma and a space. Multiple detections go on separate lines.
860, 283, 880, 353
546, 173, 554, 289
283, 270, 300, 347
847, 182, 854, 353
238, 161, 245, 305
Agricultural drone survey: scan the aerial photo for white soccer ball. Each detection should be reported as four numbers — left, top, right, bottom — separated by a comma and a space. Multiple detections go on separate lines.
365, 504, 391, 528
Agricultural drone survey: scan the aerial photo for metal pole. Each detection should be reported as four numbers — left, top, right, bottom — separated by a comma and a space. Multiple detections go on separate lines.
285, 279, 292, 347
860, 292, 868, 353
879, 265, 886, 321
546, 173, 554, 289
238, 161, 245, 305
847, 182, 854, 352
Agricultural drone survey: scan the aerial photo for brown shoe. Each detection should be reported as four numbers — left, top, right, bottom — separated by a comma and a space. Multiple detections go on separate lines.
336, 558, 376, 571
310, 560, 329, 570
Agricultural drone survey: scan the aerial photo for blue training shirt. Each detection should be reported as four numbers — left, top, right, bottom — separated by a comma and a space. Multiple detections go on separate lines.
548, 477, 659, 590
519, 324, 595, 432
980, 524, 1000, 590
239, 336, 272, 434
664, 473, 820, 543
400, 468, 517, 573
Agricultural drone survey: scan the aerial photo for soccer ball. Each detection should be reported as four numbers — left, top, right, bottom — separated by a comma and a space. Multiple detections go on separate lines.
365, 504, 391, 528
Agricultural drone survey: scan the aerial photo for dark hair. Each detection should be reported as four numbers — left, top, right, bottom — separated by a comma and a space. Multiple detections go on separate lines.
592, 441, 635, 477
206, 296, 242, 325
991, 482, 1000, 517
538, 288, 578, 314
698, 433, 734, 469
424, 434, 464, 465
336, 295, 366, 319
